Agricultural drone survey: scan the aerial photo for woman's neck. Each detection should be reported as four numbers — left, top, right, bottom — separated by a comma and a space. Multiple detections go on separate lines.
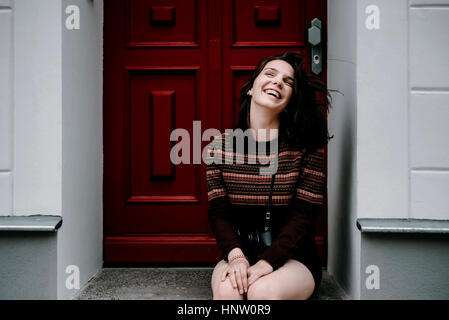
249, 105, 280, 142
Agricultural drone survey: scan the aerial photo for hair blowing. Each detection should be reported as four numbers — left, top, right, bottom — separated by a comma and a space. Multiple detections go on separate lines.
234, 52, 334, 152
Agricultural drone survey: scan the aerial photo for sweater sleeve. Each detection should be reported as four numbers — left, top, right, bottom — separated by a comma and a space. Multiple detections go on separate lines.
257, 148, 326, 270
206, 139, 241, 262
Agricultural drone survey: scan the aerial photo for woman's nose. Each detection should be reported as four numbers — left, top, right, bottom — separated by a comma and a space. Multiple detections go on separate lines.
272, 77, 282, 87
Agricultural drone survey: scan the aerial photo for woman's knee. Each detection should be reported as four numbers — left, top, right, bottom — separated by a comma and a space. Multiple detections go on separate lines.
247, 278, 281, 300
212, 279, 244, 300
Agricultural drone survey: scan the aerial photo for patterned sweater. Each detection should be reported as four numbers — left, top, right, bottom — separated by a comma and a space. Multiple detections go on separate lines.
206, 132, 326, 275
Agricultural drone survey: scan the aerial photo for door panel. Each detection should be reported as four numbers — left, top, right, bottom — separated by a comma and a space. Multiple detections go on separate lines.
104, 0, 328, 265
230, 0, 305, 47
126, 0, 201, 47
126, 68, 202, 231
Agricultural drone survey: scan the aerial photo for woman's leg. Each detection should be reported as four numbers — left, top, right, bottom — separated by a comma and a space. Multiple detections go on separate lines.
211, 259, 245, 300
246, 259, 315, 300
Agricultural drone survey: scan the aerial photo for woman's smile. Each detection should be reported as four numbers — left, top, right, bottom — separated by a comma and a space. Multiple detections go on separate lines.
263, 88, 282, 99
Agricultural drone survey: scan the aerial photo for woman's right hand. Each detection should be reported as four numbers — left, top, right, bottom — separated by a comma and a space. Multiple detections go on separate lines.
221, 256, 250, 295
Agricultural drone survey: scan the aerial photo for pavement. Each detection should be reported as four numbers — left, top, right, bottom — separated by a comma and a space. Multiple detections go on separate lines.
73, 268, 348, 300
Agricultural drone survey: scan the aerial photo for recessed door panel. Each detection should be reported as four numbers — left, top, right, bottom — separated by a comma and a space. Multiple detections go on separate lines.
126, 0, 201, 47
231, 0, 305, 47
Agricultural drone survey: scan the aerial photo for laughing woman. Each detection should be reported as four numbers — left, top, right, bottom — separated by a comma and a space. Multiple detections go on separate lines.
206, 52, 332, 300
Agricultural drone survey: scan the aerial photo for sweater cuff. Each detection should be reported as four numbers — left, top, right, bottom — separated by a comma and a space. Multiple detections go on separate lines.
222, 244, 242, 262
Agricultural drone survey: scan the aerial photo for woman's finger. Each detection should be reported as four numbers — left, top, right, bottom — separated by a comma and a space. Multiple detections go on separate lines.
221, 268, 228, 282
229, 271, 237, 289
241, 268, 248, 293
234, 269, 244, 294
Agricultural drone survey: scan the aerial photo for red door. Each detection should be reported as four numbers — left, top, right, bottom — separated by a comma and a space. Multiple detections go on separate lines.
104, 0, 328, 265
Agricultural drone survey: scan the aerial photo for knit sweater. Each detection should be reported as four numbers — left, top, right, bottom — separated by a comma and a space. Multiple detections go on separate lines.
206, 131, 326, 283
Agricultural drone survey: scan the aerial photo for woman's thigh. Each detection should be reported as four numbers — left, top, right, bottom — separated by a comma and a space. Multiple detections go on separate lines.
247, 259, 315, 300
211, 259, 244, 300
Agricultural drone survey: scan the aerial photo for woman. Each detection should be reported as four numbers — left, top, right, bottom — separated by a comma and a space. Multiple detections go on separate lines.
206, 52, 332, 300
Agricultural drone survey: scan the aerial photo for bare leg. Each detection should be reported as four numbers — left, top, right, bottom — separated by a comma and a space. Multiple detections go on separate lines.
247, 259, 315, 300
211, 259, 245, 300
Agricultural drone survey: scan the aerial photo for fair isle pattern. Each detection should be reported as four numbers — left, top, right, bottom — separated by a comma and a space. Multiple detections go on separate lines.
295, 150, 326, 204
206, 133, 326, 206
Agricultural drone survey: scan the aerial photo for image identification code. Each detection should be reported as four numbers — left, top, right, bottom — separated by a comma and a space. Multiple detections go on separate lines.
177, 304, 271, 317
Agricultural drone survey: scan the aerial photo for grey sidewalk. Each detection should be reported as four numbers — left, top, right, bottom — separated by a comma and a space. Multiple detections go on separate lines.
73, 268, 348, 300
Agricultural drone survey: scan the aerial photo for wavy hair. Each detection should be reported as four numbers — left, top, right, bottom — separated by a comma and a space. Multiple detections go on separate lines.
234, 52, 334, 151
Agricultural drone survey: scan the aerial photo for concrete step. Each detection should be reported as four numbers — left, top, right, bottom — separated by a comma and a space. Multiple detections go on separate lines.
73, 268, 348, 300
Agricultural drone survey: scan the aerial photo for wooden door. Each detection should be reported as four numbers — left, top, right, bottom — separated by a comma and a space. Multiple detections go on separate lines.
104, 0, 328, 265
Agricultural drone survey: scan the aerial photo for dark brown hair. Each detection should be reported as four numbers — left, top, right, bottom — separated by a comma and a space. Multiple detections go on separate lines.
234, 52, 334, 151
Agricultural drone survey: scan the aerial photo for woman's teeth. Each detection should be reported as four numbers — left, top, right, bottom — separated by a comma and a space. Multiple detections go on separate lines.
264, 89, 280, 98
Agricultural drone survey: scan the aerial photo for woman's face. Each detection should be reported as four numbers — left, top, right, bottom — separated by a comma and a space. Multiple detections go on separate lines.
249, 59, 295, 114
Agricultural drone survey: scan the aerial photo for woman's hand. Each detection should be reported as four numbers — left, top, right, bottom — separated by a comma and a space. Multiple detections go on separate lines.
247, 259, 274, 286
221, 257, 250, 295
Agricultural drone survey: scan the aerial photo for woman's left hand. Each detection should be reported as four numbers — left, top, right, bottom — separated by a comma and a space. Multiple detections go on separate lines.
247, 259, 274, 286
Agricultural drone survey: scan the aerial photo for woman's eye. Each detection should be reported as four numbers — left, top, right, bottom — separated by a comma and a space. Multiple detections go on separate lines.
265, 72, 274, 76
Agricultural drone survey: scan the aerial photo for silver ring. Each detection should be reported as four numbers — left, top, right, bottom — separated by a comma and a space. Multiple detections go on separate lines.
234, 269, 240, 273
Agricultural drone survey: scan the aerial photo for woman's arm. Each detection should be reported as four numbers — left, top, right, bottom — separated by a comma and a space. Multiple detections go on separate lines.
206, 139, 242, 262
207, 195, 242, 262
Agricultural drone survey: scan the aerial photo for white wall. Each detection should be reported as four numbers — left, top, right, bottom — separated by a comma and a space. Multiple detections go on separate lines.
0, 0, 103, 299
357, 0, 449, 221
327, 0, 360, 300
0, 0, 62, 216
13, 0, 63, 216
330, 0, 449, 299
409, 0, 449, 220
0, 0, 13, 215
58, 0, 103, 299
357, 0, 409, 219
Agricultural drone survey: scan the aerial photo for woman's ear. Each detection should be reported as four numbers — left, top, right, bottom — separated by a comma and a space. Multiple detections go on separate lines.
247, 89, 252, 96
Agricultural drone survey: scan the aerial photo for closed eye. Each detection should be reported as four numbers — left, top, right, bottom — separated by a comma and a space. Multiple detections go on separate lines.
264, 68, 294, 86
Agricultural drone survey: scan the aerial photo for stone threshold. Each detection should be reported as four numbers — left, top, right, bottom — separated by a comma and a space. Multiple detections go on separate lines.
73, 268, 348, 300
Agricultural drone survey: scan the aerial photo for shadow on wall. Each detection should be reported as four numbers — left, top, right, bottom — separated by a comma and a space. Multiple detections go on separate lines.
332, 106, 356, 295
